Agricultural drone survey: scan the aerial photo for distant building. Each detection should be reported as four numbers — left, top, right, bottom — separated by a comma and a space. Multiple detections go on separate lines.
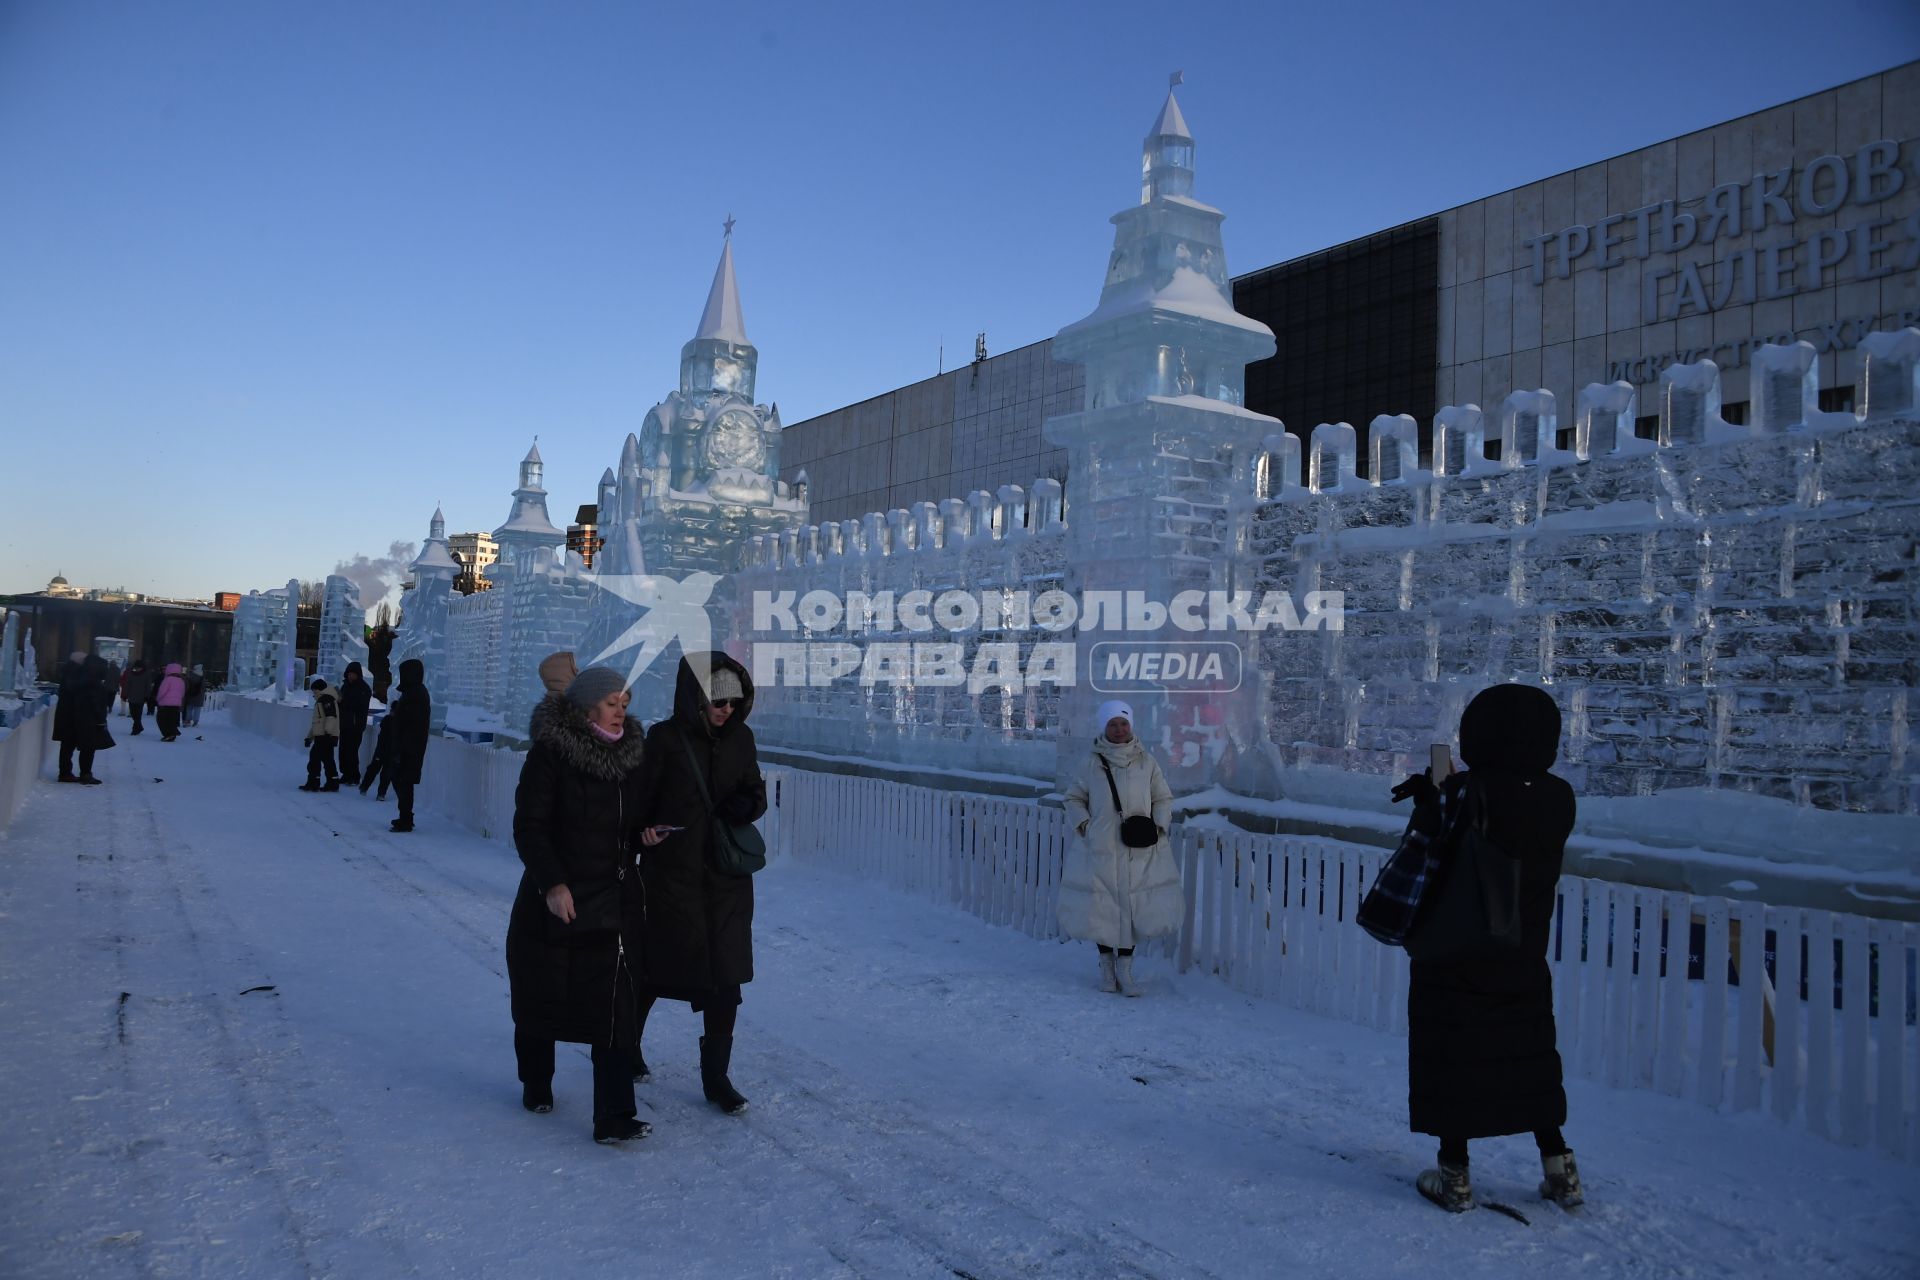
448, 531, 498, 595
566, 504, 603, 569
44, 572, 83, 599
213, 592, 242, 611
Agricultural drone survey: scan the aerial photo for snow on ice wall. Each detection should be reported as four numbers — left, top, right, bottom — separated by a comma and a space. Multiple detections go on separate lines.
725, 478, 1070, 779
1249, 342, 1920, 816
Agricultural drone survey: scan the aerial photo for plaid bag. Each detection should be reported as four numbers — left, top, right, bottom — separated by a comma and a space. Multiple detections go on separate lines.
1357, 817, 1446, 947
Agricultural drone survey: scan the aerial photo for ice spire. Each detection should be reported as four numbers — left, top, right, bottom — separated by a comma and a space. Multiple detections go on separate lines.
695, 217, 748, 345
1142, 72, 1195, 204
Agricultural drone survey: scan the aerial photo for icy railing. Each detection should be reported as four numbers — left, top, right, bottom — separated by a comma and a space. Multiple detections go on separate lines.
743, 471, 1067, 569
1248, 328, 1918, 499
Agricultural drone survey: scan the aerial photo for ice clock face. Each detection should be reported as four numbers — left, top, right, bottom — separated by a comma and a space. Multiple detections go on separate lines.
705, 408, 764, 470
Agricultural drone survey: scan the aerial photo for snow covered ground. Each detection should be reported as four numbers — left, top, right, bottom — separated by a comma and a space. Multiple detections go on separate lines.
1, 712, 1915, 1279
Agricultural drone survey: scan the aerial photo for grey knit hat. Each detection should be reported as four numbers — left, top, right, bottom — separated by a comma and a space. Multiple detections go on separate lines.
709, 667, 743, 702
565, 665, 629, 710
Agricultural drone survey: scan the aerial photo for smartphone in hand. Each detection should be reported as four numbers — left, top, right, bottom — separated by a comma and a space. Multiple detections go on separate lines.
1430, 743, 1453, 781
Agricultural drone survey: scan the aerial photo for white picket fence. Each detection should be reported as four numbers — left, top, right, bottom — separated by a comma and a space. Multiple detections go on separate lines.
763, 765, 1919, 1163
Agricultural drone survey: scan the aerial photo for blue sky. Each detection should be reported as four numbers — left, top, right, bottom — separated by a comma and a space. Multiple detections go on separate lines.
2, 0, 1915, 606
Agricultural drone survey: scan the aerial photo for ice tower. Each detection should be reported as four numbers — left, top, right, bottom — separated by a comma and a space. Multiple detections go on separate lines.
627, 224, 807, 577
396, 506, 458, 731
491, 442, 568, 580
1044, 79, 1281, 791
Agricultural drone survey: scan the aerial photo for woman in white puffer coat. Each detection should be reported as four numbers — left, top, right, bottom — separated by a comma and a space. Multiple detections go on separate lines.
1058, 700, 1184, 995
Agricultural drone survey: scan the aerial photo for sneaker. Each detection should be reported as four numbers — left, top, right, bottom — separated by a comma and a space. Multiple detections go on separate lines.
522, 1085, 553, 1114
1417, 1162, 1473, 1213
592, 1116, 650, 1144
1539, 1150, 1584, 1209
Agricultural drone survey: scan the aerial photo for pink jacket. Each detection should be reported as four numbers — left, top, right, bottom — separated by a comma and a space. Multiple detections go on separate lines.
155, 663, 187, 707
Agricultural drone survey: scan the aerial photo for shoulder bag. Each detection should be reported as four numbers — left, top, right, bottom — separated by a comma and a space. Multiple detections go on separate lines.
1403, 776, 1525, 962
1098, 756, 1162, 849
675, 725, 767, 877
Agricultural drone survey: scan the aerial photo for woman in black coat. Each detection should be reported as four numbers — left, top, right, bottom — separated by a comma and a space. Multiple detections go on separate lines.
507, 666, 650, 1144
632, 651, 766, 1114
53, 653, 115, 784
337, 661, 373, 785
1403, 683, 1582, 1213
385, 658, 431, 833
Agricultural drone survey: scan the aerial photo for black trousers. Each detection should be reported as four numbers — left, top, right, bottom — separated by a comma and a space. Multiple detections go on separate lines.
58, 744, 96, 777
394, 778, 414, 821
128, 701, 144, 732
635, 990, 740, 1042
339, 724, 365, 782
1438, 1128, 1567, 1166
514, 1032, 635, 1122
156, 707, 181, 739
306, 737, 338, 783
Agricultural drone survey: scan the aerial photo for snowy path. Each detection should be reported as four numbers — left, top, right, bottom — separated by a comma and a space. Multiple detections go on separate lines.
1, 714, 1915, 1279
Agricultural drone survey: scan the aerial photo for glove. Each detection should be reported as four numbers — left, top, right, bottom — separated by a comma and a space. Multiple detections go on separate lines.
1390, 771, 1444, 836
303, 737, 312, 748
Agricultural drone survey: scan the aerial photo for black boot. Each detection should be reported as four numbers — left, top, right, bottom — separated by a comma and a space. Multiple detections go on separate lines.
699, 1035, 748, 1114
522, 1083, 553, 1113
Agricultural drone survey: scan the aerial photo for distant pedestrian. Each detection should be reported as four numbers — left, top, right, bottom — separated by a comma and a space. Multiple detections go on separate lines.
1395, 683, 1582, 1214
507, 664, 649, 1143
53, 652, 114, 785
123, 660, 153, 735
385, 658, 431, 832
301, 677, 343, 792
153, 663, 187, 741
1058, 700, 1182, 996
182, 665, 207, 728
337, 661, 372, 785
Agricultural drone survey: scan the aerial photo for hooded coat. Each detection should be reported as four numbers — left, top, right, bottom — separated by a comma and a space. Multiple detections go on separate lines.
306, 682, 342, 739
155, 664, 187, 708
53, 657, 116, 750
1407, 684, 1577, 1139
339, 663, 372, 732
1058, 730, 1182, 949
387, 659, 431, 784
506, 696, 648, 1048
631, 652, 765, 998
123, 663, 154, 708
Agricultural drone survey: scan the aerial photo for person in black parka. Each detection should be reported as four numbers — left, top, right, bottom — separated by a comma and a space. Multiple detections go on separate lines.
507, 666, 650, 1144
631, 651, 766, 1114
337, 661, 372, 786
386, 658, 431, 832
1403, 683, 1583, 1213
53, 653, 115, 784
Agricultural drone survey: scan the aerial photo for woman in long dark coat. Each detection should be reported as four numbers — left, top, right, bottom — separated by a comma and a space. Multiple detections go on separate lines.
507, 666, 650, 1144
1402, 683, 1582, 1213
385, 658, 431, 833
632, 651, 766, 1114
53, 653, 114, 784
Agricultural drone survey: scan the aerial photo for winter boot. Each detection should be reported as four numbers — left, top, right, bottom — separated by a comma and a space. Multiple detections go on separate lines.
592, 1115, 651, 1143
630, 1049, 651, 1084
1539, 1150, 1584, 1209
522, 1084, 553, 1114
1115, 954, 1142, 997
1417, 1162, 1473, 1213
58, 771, 80, 783
321, 779, 341, 792
699, 1035, 749, 1114
1098, 951, 1120, 994
389, 818, 414, 833
298, 781, 322, 792
79, 774, 104, 786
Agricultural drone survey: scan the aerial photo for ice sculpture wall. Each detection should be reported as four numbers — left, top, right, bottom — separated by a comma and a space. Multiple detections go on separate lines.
316, 574, 370, 683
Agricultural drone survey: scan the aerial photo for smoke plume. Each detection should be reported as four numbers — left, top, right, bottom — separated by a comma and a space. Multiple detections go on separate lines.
332, 541, 418, 613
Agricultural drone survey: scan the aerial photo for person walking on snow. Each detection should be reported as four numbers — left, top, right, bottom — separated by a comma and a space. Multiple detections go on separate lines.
337, 661, 372, 786
385, 658, 431, 832
301, 678, 343, 791
153, 663, 186, 741
123, 659, 153, 735
1395, 683, 1583, 1214
182, 664, 207, 728
53, 652, 115, 784
507, 665, 650, 1144
630, 652, 766, 1115
1058, 700, 1183, 996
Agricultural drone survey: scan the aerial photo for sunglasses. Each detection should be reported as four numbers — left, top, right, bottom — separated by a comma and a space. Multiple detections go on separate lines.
711, 697, 742, 709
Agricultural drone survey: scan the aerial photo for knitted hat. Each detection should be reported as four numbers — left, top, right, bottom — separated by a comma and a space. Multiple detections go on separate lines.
709, 668, 744, 702
310, 677, 328, 691
1094, 699, 1134, 734
565, 666, 628, 710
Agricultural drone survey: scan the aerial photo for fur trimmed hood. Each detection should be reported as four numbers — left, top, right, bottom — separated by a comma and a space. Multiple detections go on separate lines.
528, 693, 645, 782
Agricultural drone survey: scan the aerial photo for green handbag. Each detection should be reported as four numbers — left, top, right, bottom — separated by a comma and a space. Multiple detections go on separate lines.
674, 725, 767, 877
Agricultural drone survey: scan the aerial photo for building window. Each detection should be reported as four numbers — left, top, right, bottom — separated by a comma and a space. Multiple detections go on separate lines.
1720, 400, 1749, 425
1818, 385, 1856, 415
